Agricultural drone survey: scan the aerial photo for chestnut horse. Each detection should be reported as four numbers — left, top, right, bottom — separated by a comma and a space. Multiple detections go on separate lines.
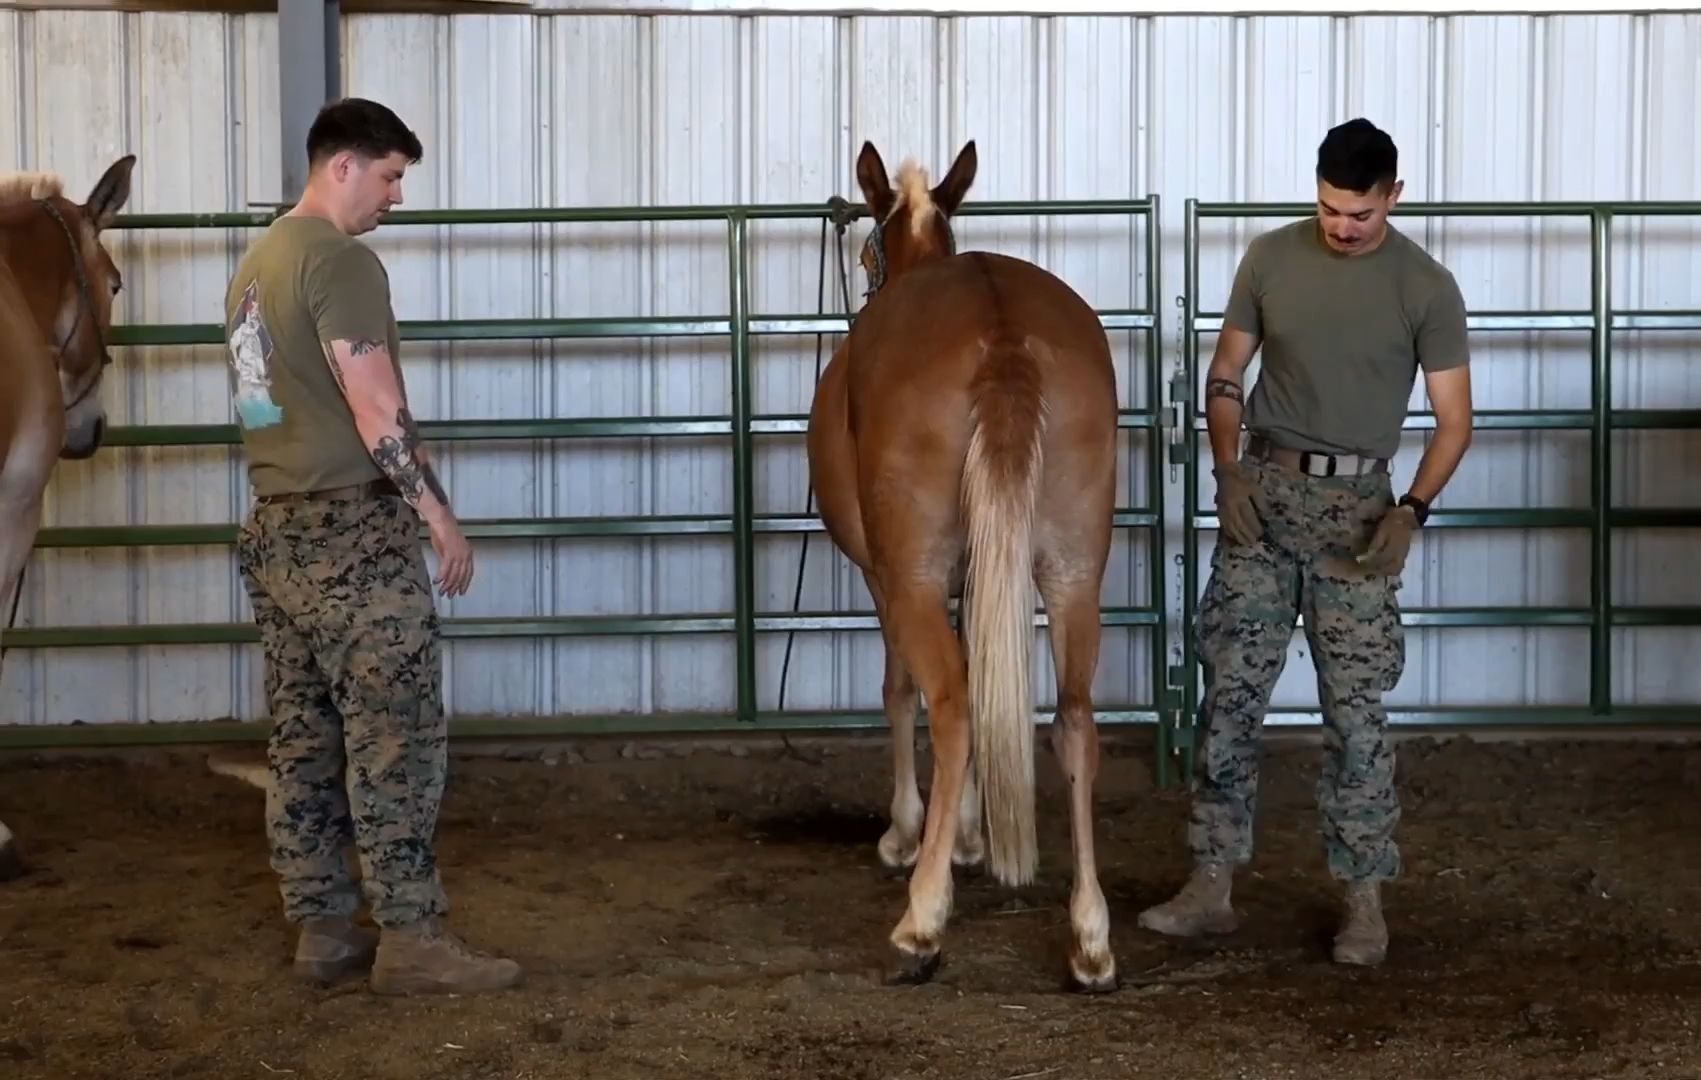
806, 140, 1120, 991
0, 155, 135, 881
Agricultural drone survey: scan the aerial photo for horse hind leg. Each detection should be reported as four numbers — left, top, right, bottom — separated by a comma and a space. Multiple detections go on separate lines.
0, 818, 20, 881
1037, 553, 1118, 993
878, 577, 973, 983
867, 573, 924, 873
0, 495, 43, 883
868, 569, 983, 877
949, 586, 984, 871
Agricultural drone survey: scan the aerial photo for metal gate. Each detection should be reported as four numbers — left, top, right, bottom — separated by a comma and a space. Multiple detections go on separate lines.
1171, 197, 1701, 784
4, 197, 1183, 774
5, 194, 1700, 791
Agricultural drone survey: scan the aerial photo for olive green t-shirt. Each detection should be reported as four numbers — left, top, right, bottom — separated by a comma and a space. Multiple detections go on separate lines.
1223, 217, 1469, 460
222, 215, 402, 497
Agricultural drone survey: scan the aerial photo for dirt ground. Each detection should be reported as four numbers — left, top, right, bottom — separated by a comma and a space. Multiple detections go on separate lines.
1, 728, 1699, 1080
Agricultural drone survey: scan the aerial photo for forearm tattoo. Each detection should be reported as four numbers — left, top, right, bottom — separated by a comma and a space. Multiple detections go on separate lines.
372, 406, 450, 507
1205, 377, 1244, 404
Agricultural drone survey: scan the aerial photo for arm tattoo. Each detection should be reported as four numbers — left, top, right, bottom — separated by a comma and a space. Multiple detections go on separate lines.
321, 340, 386, 392
371, 406, 450, 507
321, 343, 348, 393
1205, 377, 1244, 404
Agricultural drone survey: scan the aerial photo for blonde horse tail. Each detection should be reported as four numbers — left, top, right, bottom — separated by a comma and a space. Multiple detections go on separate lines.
205, 751, 272, 791
961, 335, 1047, 888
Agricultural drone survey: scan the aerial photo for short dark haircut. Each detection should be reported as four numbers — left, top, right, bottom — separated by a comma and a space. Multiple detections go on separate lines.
306, 97, 423, 167
1315, 117, 1397, 194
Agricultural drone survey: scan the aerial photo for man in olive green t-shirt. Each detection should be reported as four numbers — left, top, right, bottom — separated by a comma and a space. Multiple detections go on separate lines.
221, 97, 517, 996
1139, 119, 1474, 967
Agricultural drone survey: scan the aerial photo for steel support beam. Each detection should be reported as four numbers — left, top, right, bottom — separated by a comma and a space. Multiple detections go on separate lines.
279, 0, 341, 198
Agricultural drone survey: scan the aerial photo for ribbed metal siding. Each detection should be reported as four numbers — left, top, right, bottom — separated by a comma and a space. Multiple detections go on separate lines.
0, 10, 1696, 726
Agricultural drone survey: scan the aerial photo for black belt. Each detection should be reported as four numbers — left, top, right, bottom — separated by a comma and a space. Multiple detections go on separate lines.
255, 477, 400, 505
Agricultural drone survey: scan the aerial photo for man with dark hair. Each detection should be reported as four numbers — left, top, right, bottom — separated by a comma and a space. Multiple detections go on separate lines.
222, 96, 518, 994
1137, 117, 1474, 966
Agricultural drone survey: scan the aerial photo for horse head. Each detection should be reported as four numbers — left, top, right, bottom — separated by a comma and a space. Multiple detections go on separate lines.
853, 139, 977, 298
0, 154, 134, 460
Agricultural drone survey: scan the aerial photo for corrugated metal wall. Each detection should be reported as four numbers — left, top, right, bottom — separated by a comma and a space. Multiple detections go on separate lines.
0, 9, 1697, 728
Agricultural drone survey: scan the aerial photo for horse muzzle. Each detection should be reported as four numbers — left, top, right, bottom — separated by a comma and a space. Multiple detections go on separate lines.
61, 412, 105, 460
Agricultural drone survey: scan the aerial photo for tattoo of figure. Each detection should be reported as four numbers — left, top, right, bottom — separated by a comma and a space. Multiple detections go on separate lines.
348, 339, 384, 356
1206, 377, 1244, 405
371, 406, 450, 507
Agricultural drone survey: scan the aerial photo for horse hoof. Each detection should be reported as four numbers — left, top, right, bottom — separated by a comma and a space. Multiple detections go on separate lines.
889, 944, 942, 985
1065, 966, 1120, 995
877, 833, 920, 874
1062, 942, 1119, 994
950, 846, 985, 873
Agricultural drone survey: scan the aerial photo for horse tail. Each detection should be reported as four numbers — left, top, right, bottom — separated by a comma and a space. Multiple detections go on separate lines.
961, 334, 1047, 888
205, 751, 272, 791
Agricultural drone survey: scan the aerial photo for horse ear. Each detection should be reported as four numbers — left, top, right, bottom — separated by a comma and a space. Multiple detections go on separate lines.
83, 154, 136, 232
932, 140, 976, 216
855, 140, 894, 220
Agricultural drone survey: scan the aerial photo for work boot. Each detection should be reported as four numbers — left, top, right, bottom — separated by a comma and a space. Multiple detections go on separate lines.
369, 918, 521, 995
1331, 880, 1388, 966
293, 916, 378, 983
1136, 862, 1239, 937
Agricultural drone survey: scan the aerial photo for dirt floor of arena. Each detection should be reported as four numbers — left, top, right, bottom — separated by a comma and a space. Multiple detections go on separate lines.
1, 727, 1699, 1080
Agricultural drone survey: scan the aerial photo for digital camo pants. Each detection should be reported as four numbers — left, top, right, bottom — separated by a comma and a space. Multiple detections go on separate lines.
236, 493, 449, 928
1191, 456, 1406, 883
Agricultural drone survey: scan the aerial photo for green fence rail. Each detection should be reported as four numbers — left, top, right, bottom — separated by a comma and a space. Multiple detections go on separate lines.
4, 197, 1179, 777
1172, 197, 1701, 782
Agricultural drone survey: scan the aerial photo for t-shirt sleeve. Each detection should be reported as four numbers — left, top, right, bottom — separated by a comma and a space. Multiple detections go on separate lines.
308, 243, 394, 345
1416, 269, 1471, 373
1221, 241, 1262, 337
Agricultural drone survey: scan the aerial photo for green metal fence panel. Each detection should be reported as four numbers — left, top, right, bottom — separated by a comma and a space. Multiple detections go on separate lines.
1172, 197, 1701, 784
6, 197, 1176, 778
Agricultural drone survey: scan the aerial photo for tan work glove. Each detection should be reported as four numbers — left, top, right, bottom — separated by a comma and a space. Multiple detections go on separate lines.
1357, 503, 1420, 576
1213, 462, 1263, 547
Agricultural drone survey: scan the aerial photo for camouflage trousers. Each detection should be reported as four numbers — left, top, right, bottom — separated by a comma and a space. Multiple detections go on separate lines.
1190, 455, 1406, 883
236, 492, 449, 929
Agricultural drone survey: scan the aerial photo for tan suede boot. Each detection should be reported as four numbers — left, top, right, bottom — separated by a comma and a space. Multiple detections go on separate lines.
1136, 862, 1239, 937
293, 916, 378, 983
1332, 880, 1388, 966
369, 918, 521, 995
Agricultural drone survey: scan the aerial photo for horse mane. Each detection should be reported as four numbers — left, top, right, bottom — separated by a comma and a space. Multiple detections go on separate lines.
893, 159, 937, 240
0, 170, 63, 207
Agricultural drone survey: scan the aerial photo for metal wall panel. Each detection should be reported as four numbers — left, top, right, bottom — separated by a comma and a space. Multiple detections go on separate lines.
0, 10, 1696, 727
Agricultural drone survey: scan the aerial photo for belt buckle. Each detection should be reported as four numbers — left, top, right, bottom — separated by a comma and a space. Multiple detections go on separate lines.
1300, 451, 1337, 478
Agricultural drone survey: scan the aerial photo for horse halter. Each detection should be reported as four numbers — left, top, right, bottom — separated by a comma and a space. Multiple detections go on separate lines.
860, 205, 958, 299
37, 196, 111, 412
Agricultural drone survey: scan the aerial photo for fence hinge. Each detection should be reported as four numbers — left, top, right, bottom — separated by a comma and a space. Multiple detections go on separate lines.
1164, 368, 1192, 467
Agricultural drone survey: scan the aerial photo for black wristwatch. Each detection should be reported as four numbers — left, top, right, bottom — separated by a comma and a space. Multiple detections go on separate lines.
1398, 493, 1430, 526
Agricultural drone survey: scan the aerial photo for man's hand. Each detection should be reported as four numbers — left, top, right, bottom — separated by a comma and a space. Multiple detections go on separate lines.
422, 506, 474, 597
1357, 503, 1419, 576
1214, 461, 1263, 546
